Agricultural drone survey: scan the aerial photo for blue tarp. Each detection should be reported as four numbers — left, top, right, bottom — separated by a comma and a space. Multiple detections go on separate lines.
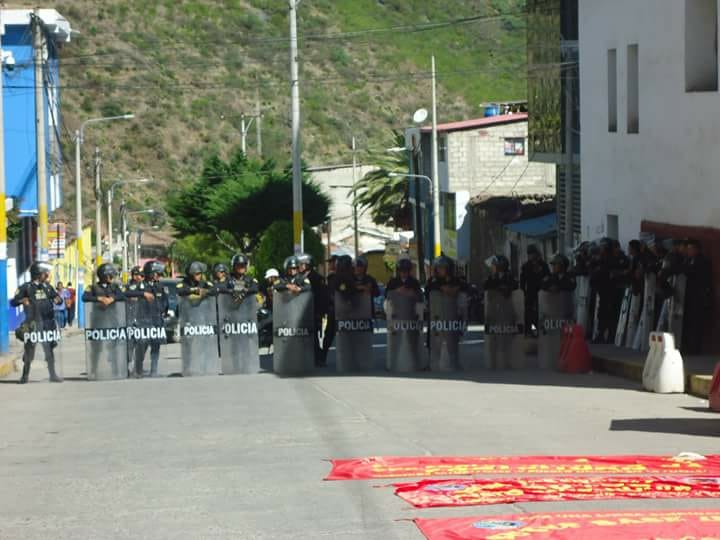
504, 213, 557, 238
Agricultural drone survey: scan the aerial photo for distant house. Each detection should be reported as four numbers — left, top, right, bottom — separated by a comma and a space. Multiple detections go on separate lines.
2, 8, 73, 272
405, 112, 556, 280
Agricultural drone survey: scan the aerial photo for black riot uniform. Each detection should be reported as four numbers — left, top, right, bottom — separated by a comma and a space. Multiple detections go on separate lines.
124, 261, 169, 377
217, 255, 259, 300
590, 240, 614, 343
353, 256, 380, 313
82, 264, 126, 303
482, 255, 519, 297
322, 255, 349, 362
11, 262, 63, 383
682, 240, 712, 354
520, 246, 549, 335
386, 259, 422, 296
176, 262, 217, 298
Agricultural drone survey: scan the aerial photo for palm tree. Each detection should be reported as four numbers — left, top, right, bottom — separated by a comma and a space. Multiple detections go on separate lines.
352, 131, 412, 230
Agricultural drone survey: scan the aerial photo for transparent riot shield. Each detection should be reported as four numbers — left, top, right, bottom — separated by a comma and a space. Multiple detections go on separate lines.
130, 293, 168, 376
84, 301, 128, 381
574, 276, 591, 335
125, 296, 139, 374
634, 273, 656, 352
614, 288, 632, 347
428, 290, 467, 372
625, 293, 642, 349
178, 295, 220, 376
335, 291, 374, 373
484, 290, 525, 370
17, 300, 64, 382
385, 290, 425, 373
273, 290, 314, 376
670, 274, 686, 347
218, 293, 259, 375
538, 291, 575, 370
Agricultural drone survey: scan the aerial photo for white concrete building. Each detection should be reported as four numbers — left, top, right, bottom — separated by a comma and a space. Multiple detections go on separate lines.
580, 0, 720, 245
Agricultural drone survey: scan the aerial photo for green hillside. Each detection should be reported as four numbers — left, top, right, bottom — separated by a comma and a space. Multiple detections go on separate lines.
54, 0, 527, 218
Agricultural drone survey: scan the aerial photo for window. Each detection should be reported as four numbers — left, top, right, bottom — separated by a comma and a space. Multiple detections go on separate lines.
439, 135, 447, 162
607, 214, 619, 240
627, 44, 639, 134
504, 137, 525, 156
608, 49, 617, 132
686, 0, 718, 92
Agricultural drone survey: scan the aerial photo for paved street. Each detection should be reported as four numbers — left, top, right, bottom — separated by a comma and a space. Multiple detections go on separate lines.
1, 329, 719, 539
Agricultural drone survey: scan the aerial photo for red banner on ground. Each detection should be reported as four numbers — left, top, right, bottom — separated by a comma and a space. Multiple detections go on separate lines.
326, 454, 720, 480
415, 509, 720, 540
394, 475, 720, 508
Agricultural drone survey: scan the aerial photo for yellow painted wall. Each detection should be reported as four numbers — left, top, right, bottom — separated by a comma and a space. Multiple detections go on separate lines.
49, 227, 93, 287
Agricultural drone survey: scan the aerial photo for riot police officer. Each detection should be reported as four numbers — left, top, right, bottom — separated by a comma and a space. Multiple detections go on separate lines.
275, 256, 312, 293
177, 261, 216, 297
212, 263, 229, 285
129, 266, 143, 286
483, 255, 518, 297
682, 239, 712, 354
298, 253, 328, 366
124, 260, 168, 377
541, 254, 577, 292
217, 254, 259, 302
11, 262, 64, 383
83, 263, 126, 304
386, 258, 422, 296
353, 256, 380, 309
322, 254, 345, 363
520, 245, 549, 336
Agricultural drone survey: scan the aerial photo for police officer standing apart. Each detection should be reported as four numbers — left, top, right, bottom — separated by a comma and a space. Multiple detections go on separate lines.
298, 254, 328, 366
520, 246, 549, 336
124, 260, 169, 378
12, 262, 64, 383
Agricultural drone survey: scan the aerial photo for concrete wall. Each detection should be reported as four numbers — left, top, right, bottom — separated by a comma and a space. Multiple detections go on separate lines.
446, 122, 556, 196
580, 0, 720, 246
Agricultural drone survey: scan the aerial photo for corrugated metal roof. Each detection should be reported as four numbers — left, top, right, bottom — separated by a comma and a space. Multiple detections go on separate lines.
421, 113, 528, 133
504, 213, 557, 238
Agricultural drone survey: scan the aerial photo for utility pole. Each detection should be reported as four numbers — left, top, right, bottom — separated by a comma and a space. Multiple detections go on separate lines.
120, 199, 128, 278
0, 6, 9, 353
430, 55, 441, 259
94, 146, 102, 267
255, 87, 263, 157
562, 65, 575, 253
240, 115, 247, 155
289, 0, 303, 253
351, 137, 359, 259
33, 9, 48, 261
74, 129, 82, 321
106, 189, 113, 264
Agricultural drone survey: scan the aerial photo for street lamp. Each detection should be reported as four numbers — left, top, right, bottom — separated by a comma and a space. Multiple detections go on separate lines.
107, 178, 151, 264
121, 208, 158, 279
74, 113, 134, 327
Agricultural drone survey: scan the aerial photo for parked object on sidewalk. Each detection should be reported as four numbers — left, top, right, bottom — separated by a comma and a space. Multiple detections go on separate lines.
709, 363, 720, 412
642, 332, 684, 393
484, 290, 525, 370
537, 291, 574, 370
558, 324, 592, 373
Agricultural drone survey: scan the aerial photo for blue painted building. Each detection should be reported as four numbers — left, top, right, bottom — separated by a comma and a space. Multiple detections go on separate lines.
2, 9, 72, 331
2, 9, 71, 272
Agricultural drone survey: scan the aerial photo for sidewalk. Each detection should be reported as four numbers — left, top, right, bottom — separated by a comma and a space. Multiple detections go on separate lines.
590, 343, 717, 399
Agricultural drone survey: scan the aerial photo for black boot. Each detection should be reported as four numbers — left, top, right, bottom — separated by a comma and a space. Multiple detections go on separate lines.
18, 362, 30, 384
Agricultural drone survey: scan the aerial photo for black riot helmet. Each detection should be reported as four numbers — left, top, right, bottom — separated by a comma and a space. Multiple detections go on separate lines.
130, 266, 142, 277
30, 261, 53, 280
490, 254, 510, 273
186, 261, 207, 277
433, 255, 454, 276
213, 263, 228, 275
143, 260, 165, 279
97, 263, 118, 282
297, 253, 314, 269
283, 255, 300, 273
397, 258, 413, 273
335, 254, 353, 274
527, 244, 540, 257
231, 254, 249, 269
550, 253, 570, 272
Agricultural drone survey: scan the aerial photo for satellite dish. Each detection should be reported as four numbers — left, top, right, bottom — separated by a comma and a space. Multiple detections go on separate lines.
412, 108, 429, 124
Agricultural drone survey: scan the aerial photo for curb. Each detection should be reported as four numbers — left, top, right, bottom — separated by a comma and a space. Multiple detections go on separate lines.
0, 355, 17, 379
592, 354, 712, 400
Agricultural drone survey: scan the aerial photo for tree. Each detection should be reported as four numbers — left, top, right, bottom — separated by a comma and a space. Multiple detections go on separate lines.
352, 131, 412, 229
168, 231, 238, 272
254, 221, 325, 280
166, 148, 331, 246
